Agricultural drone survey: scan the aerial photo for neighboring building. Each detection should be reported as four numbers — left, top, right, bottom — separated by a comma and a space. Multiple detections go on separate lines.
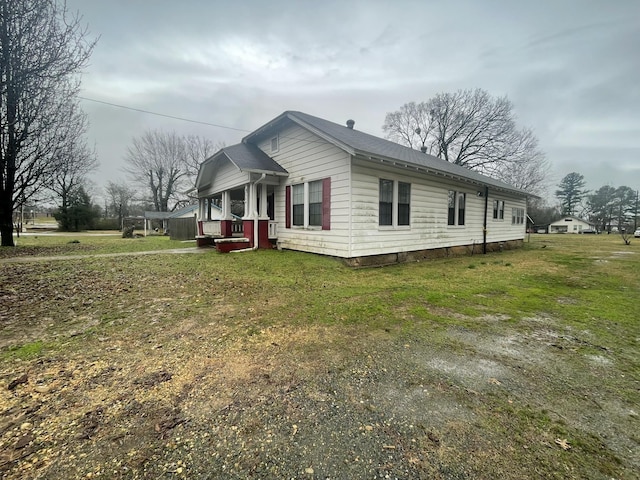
548, 216, 595, 234
195, 111, 532, 265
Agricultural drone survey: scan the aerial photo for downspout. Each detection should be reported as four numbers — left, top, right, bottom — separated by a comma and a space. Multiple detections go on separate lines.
232, 174, 267, 253
482, 186, 489, 254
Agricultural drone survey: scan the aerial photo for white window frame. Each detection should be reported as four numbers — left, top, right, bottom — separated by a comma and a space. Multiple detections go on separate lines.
493, 199, 504, 221
511, 207, 524, 225
378, 178, 411, 229
447, 190, 466, 226
270, 135, 279, 153
291, 180, 323, 229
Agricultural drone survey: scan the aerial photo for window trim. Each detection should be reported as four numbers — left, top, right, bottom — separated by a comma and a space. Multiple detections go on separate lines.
378, 178, 411, 229
447, 190, 466, 226
270, 135, 279, 153
511, 207, 525, 225
286, 178, 331, 230
493, 199, 504, 221
292, 183, 304, 227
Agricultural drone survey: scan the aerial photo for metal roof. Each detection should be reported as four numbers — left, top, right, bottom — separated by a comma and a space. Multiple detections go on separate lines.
220, 143, 288, 175
245, 110, 533, 196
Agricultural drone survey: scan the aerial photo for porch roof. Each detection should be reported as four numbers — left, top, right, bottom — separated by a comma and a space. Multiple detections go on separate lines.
220, 143, 288, 175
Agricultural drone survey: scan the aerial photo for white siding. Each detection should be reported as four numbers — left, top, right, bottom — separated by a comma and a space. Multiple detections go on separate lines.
199, 160, 250, 197
349, 159, 526, 257
549, 217, 592, 233
486, 193, 528, 241
257, 124, 352, 257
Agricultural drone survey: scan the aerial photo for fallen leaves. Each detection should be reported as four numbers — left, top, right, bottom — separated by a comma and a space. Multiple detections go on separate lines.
7, 374, 28, 391
555, 438, 571, 450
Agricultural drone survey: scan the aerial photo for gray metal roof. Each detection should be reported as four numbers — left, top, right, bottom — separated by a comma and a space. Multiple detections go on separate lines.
248, 111, 530, 196
144, 211, 171, 220
168, 204, 198, 218
221, 143, 288, 175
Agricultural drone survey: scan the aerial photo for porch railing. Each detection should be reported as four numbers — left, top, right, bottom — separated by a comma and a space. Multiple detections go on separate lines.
201, 219, 276, 239
201, 220, 221, 236
232, 221, 244, 234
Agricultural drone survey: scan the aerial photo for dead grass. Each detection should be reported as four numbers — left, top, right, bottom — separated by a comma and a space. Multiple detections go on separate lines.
0, 233, 638, 479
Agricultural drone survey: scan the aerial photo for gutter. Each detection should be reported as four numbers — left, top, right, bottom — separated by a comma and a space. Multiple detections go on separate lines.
483, 186, 489, 254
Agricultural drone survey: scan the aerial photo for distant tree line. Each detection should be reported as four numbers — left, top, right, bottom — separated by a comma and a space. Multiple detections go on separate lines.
554, 172, 639, 232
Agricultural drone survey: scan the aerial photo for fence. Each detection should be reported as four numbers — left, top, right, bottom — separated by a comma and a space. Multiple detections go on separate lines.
169, 217, 197, 241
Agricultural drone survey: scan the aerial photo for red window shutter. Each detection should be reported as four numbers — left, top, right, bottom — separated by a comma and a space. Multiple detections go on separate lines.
285, 185, 291, 228
322, 177, 331, 230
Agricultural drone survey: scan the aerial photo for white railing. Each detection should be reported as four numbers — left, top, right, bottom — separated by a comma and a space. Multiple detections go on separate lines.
268, 221, 277, 239
201, 220, 221, 236
201, 219, 275, 238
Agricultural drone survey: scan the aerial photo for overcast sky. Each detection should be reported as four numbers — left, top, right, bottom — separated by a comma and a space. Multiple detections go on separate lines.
66, 0, 640, 202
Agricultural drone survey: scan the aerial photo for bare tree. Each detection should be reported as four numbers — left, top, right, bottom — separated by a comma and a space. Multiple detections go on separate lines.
184, 135, 220, 180
0, 0, 96, 246
492, 128, 551, 197
383, 89, 548, 193
124, 130, 189, 212
47, 132, 98, 228
382, 101, 434, 152
125, 131, 220, 211
104, 180, 136, 227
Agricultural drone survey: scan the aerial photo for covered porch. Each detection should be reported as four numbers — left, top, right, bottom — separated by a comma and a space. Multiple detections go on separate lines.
197, 178, 279, 251
195, 143, 288, 252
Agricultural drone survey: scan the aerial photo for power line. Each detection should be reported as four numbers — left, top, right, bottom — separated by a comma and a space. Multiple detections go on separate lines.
77, 95, 333, 148
78, 96, 252, 133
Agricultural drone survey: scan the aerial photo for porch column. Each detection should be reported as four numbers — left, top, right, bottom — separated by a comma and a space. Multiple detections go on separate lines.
243, 184, 251, 219
259, 183, 269, 219
243, 183, 257, 246
257, 183, 270, 248
198, 198, 206, 220
220, 190, 233, 237
222, 191, 232, 219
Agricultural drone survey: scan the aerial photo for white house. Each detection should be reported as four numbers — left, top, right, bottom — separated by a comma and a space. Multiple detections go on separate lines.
548, 216, 595, 234
195, 111, 532, 265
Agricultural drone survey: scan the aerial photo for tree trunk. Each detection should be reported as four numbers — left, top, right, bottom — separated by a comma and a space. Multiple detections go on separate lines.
0, 201, 15, 246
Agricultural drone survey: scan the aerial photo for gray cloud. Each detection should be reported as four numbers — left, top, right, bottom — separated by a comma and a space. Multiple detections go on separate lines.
65, 0, 640, 201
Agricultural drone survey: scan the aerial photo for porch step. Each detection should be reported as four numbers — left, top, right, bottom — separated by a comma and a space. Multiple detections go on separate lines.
214, 237, 250, 253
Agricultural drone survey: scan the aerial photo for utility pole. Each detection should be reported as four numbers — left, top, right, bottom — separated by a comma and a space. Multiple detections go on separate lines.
635, 190, 638, 231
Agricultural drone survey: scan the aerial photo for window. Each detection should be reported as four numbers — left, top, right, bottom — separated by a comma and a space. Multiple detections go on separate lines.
493, 200, 504, 220
292, 184, 304, 226
379, 179, 411, 227
512, 207, 524, 225
308, 180, 322, 226
270, 135, 279, 153
448, 191, 456, 225
398, 182, 410, 226
448, 190, 466, 226
379, 179, 393, 226
286, 178, 331, 230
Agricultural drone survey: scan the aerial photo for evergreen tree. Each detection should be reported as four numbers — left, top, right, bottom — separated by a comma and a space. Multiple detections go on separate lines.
555, 172, 587, 216
54, 186, 99, 231
587, 185, 616, 232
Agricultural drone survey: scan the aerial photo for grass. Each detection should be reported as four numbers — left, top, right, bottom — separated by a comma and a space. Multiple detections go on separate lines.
3, 232, 194, 257
0, 233, 639, 479
2, 341, 45, 360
